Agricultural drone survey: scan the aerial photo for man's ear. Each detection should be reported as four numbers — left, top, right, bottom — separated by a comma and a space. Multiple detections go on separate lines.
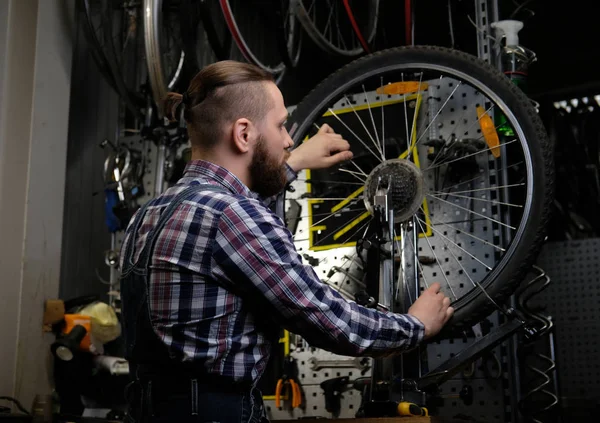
231, 118, 257, 154
231, 118, 252, 153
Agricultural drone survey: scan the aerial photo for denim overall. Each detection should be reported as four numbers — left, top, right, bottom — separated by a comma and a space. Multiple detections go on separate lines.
120, 184, 266, 423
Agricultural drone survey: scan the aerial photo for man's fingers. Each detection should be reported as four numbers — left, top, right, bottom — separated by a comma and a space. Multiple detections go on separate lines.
442, 296, 451, 307
428, 282, 442, 293
318, 123, 334, 134
328, 138, 351, 152
445, 306, 455, 320
327, 150, 353, 165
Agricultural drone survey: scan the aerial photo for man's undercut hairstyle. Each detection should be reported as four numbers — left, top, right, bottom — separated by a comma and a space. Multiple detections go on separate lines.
163, 60, 275, 149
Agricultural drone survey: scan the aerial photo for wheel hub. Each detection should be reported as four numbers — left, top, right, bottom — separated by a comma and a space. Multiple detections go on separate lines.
363, 159, 424, 223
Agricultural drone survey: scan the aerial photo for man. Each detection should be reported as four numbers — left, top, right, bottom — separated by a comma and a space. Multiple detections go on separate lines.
120, 60, 453, 422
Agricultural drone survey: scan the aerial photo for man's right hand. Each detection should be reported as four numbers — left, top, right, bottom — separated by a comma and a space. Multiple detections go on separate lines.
407, 282, 454, 339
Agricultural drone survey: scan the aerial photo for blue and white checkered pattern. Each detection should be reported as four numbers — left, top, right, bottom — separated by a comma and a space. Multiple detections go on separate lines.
120, 160, 424, 385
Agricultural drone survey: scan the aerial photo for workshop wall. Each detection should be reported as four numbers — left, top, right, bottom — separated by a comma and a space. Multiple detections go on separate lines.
0, 0, 75, 411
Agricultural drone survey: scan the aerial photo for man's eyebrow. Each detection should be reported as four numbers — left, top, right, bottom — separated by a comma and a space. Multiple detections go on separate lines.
279, 114, 289, 124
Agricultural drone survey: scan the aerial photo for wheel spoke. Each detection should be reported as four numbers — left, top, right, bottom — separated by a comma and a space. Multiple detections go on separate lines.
362, 84, 383, 157
430, 221, 505, 310
430, 111, 512, 169
293, 208, 363, 220
436, 182, 525, 195
429, 191, 523, 208
344, 95, 384, 159
328, 108, 383, 162
414, 217, 457, 300
424, 213, 506, 252
339, 168, 367, 182
415, 81, 463, 148
407, 72, 424, 160
422, 138, 519, 171
426, 194, 516, 230
402, 73, 411, 153
417, 217, 492, 270
417, 213, 497, 268
335, 5, 348, 50
322, 1, 335, 40
348, 159, 370, 177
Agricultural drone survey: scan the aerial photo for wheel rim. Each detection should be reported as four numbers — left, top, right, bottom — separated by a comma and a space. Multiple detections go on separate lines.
284, 57, 539, 323
294, 0, 379, 57
219, 0, 286, 75
144, 0, 185, 114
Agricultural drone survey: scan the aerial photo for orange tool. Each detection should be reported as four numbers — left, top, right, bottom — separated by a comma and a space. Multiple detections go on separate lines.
275, 357, 302, 409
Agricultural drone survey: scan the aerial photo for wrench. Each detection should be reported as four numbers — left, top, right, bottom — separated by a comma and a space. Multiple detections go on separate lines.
307, 357, 370, 371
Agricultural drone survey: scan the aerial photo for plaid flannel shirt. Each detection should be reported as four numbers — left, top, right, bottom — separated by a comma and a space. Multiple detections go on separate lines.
120, 160, 424, 385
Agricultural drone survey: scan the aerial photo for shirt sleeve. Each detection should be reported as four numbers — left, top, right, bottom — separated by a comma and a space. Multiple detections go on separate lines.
212, 197, 425, 358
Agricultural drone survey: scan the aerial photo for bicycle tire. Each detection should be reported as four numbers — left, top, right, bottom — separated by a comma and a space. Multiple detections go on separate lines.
219, 0, 286, 75
144, 0, 186, 114
293, 0, 379, 57
79, 0, 118, 92
285, 46, 554, 330
199, 0, 233, 61
342, 0, 378, 54
180, 0, 232, 73
275, 0, 303, 68
80, 0, 144, 119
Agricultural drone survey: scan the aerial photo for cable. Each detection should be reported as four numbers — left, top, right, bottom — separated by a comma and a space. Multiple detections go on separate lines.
447, 0, 455, 48
404, 0, 412, 45
0, 396, 31, 415
509, 0, 536, 20
467, 14, 498, 43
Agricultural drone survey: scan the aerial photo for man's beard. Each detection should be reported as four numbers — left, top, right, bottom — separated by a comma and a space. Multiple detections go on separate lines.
249, 135, 289, 198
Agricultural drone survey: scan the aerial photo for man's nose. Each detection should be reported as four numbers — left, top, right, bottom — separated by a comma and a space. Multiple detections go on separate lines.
284, 129, 294, 149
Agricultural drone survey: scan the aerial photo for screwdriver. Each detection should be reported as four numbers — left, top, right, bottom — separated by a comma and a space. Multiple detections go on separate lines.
398, 401, 429, 417
361, 400, 429, 417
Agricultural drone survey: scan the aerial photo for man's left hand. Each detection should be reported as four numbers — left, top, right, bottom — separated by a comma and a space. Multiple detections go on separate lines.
287, 124, 353, 172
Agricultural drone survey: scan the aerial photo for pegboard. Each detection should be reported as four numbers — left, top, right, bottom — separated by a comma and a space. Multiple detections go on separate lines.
107, 132, 189, 311
290, 349, 373, 386
435, 378, 505, 422
535, 238, 600, 400
416, 79, 498, 302
265, 381, 363, 420
420, 79, 510, 421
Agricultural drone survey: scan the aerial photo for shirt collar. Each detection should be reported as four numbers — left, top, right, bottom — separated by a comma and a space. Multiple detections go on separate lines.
182, 160, 253, 197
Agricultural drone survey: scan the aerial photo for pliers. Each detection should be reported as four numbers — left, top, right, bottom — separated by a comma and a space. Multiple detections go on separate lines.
275, 357, 302, 409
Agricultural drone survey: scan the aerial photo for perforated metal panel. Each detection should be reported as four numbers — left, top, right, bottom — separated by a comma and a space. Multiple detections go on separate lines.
265, 382, 363, 420
416, 80, 497, 302
535, 238, 600, 400
419, 75, 509, 422
435, 378, 505, 422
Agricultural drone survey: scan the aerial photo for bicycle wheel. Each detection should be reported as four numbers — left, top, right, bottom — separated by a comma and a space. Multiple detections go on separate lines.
180, 0, 232, 72
219, 0, 286, 76
144, 0, 186, 114
283, 46, 553, 331
293, 0, 379, 57
276, 0, 303, 68
80, 0, 145, 119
